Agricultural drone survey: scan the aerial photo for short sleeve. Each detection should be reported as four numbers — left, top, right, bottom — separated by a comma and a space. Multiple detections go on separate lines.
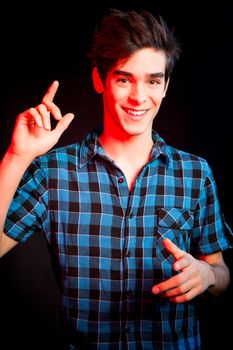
191, 162, 233, 255
4, 159, 48, 242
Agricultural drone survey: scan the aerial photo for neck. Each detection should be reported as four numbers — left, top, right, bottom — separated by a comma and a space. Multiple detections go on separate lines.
99, 128, 153, 164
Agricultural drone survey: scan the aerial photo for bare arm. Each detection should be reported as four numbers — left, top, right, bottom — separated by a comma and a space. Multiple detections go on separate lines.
0, 81, 74, 257
199, 251, 230, 297
0, 152, 33, 256
152, 238, 230, 303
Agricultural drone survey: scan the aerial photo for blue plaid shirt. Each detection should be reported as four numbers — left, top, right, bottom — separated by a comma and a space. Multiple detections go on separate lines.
5, 127, 232, 350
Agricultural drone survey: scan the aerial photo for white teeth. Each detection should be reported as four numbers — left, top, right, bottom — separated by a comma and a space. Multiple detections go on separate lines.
124, 108, 146, 116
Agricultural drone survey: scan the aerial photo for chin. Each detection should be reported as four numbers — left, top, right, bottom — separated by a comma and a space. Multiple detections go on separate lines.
124, 125, 148, 137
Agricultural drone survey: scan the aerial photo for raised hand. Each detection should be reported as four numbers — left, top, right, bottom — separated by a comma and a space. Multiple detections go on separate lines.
151, 238, 215, 303
9, 80, 74, 161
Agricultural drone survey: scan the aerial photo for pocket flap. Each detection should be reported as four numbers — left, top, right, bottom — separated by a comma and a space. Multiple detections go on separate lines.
157, 208, 194, 230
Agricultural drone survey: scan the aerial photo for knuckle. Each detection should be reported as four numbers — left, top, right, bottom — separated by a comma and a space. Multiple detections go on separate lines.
176, 286, 184, 294
28, 107, 37, 117
28, 107, 35, 114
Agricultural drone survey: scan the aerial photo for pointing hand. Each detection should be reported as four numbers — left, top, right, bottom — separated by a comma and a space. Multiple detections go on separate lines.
9, 81, 74, 161
152, 238, 214, 303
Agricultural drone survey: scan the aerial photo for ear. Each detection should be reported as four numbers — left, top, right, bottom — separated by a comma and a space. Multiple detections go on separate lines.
163, 77, 170, 98
92, 67, 104, 94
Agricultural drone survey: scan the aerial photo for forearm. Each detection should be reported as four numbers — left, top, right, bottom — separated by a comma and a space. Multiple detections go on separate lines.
200, 251, 230, 297
0, 150, 32, 233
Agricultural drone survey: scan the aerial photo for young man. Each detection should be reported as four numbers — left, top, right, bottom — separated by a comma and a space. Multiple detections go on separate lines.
0, 8, 232, 350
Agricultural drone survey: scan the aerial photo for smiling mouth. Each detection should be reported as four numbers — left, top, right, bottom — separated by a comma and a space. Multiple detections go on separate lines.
122, 107, 149, 117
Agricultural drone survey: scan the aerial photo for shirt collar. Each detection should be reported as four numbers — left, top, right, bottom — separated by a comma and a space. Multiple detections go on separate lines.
79, 126, 104, 168
79, 126, 170, 168
151, 130, 170, 167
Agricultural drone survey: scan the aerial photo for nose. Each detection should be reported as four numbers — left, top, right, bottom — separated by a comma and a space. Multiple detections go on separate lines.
129, 83, 147, 104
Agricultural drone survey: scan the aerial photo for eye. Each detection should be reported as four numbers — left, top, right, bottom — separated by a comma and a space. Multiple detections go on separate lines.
116, 77, 130, 84
114, 77, 132, 87
149, 79, 161, 85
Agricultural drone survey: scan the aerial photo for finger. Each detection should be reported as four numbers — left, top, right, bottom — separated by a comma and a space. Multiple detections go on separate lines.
36, 104, 51, 130
161, 278, 197, 298
52, 113, 75, 139
25, 108, 44, 128
173, 256, 190, 271
42, 80, 59, 103
169, 287, 200, 303
152, 269, 189, 295
42, 81, 62, 120
43, 100, 62, 120
162, 238, 186, 260
152, 276, 179, 295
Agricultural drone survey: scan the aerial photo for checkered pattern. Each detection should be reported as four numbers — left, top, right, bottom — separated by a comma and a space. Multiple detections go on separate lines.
5, 127, 232, 350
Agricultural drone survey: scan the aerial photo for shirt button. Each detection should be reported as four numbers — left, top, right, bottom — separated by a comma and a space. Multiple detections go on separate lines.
129, 213, 134, 219
118, 177, 124, 183
125, 250, 131, 257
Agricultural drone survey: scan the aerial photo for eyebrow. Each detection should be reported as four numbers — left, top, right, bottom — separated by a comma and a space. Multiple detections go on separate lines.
113, 70, 165, 79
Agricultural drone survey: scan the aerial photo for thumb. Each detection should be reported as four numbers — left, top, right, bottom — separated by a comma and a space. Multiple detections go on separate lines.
54, 113, 75, 138
162, 238, 185, 260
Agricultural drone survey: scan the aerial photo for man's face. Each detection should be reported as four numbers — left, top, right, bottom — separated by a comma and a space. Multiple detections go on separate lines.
102, 48, 168, 139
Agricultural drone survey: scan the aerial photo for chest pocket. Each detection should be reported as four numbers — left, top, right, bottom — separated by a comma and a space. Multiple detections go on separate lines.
158, 208, 194, 230
154, 208, 194, 262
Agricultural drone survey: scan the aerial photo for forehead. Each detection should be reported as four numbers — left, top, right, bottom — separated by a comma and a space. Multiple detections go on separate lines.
114, 48, 166, 74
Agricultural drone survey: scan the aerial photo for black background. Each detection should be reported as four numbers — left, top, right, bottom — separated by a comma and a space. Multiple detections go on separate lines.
1, 1, 233, 349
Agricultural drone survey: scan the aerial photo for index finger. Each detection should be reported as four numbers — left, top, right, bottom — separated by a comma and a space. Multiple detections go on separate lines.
42, 80, 62, 120
162, 238, 185, 260
42, 80, 59, 103
152, 273, 182, 295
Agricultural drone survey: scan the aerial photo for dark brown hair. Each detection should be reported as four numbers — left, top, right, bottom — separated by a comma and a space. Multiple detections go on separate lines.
88, 8, 181, 83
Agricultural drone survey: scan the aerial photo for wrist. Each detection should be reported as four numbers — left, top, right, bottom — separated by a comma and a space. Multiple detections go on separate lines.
0, 149, 33, 178
207, 264, 216, 289
5, 146, 35, 166
200, 260, 216, 291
